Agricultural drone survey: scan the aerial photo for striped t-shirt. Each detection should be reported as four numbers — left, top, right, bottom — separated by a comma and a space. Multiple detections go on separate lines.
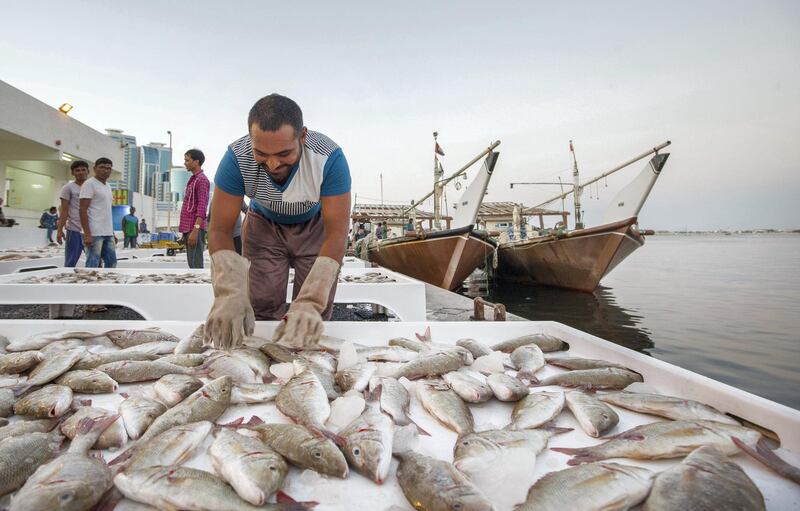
214, 130, 351, 224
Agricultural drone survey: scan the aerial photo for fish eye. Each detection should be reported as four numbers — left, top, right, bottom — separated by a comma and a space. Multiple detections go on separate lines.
352, 447, 361, 456
269, 465, 277, 471
462, 441, 469, 446
314, 451, 322, 458
602, 414, 609, 419
60, 493, 73, 502
452, 504, 462, 511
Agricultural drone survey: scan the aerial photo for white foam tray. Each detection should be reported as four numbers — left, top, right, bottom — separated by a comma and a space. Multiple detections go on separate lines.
0, 320, 797, 510
0, 249, 166, 274
0, 267, 426, 321
116, 255, 369, 270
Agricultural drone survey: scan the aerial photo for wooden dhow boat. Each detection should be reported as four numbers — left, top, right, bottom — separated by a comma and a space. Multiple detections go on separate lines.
361, 136, 500, 290
495, 142, 671, 292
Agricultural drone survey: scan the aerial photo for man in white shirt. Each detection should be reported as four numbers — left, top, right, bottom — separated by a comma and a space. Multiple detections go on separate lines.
79, 158, 117, 268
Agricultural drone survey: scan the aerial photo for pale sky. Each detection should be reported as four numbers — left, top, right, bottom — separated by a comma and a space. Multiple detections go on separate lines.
2, 0, 798, 230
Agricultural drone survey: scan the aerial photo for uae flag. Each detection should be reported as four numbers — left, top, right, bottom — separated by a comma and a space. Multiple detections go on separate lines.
435, 142, 445, 156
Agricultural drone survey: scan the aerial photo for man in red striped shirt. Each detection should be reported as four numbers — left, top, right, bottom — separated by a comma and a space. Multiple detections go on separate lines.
179, 149, 210, 268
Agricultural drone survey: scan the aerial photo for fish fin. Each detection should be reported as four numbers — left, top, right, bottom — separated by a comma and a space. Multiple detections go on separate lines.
11, 384, 33, 398
526, 375, 542, 386
733, 436, 800, 485
247, 416, 265, 426
276, 490, 319, 509
411, 419, 431, 437
93, 487, 124, 511
108, 446, 136, 466
217, 417, 245, 428
308, 425, 346, 447
541, 426, 574, 435
415, 327, 432, 343
550, 446, 602, 464
262, 373, 277, 384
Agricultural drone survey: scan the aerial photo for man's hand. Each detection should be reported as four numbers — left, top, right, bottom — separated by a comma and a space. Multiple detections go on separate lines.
204, 250, 255, 350
83, 232, 93, 247
56, 229, 64, 245
272, 256, 339, 349
188, 228, 199, 247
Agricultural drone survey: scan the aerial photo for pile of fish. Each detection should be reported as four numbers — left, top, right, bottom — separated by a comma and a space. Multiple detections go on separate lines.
289, 272, 397, 285
13, 269, 211, 285
0, 325, 795, 511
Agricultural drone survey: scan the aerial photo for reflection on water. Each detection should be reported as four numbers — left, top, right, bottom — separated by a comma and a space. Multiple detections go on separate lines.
461, 234, 800, 411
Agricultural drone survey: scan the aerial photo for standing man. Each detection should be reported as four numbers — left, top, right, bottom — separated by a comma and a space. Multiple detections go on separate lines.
121, 207, 139, 248
179, 149, 210, 269
204, 94, 351, 349
57, 160, 89, 266
79, 158, 117, 268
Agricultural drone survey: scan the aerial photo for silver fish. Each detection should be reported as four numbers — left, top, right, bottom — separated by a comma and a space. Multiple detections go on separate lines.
153, 374, 203, 406
174, 323, 206, 354
0, 351, 44, 374
388, 336, 428, 352
487, 373, 529, 402
96, 360, 198, 383
258, 342, 297, 363
55, 369, 119, 393
531, 368, 643, 390
340, 390, 394, 484
395, 450, 495, 511
159, 353, 206, 367
276, 370, 331, 430
643, 445, 765, 511
335, 362, 377, 393
231, 348, 271, 379
209, 428, 288, 506
297, 351, 337, 373
118, 395, 167, 440
416, 380, 474, 435
492, 333, 567, 353
6, 330, 102, 352
231, 382, 282, 404
509, 391, 565, 430
204, 351, 261, 383
566, 390, 619, 438
119, 341, 178, 355
137, 376, 232, 443
13, 384, 73, 418
0, 418, 58, 441
393, 350, 469, 380
293, 359, 339, 400
115, 421, 212, 471
597, 391, 740, 425
104, 328, 180, 348
545, 355, 632, 371
72, 350, 159, 370
357, 346, 418, 362
551, 420, 763, 465
22, 347, 84, 388
455, 338, 492, 359
60, 406, 127, 448
511, 344, 545, 379
0, 430, 63, 496
442, 371, 493, 403
252, 422, 348, 478
368, 376, 417, 428
453, 427, 570, 474
517, 462, 655, 511
0, 388, 14, 417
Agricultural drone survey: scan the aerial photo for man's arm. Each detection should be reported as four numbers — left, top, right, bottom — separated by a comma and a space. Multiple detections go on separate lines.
318, 192, 352, 263
208, 187, 244, 254
56, 198, 70, 243
79, 198, 92, 244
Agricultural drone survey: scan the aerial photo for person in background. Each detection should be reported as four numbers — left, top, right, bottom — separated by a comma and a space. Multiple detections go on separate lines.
356, 223, 366, 240
40, 207, 59, 243
139, 218, 149, 233
80, 158, 117, 268
57, 160, 89, 266
121, 206, 139, 248
382, 221, 390, 239
374, 221, 383, 240
404, 217, 413, 233
0, 198, 14, 227
180, 149, 210, 269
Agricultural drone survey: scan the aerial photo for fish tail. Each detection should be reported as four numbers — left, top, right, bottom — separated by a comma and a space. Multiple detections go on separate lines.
407, 416, 431, 437
216, 417, 246, 429
526, 375, 543, 386
415, 327, 432, 343
733, 436, 800, 485
276, 490, 319, 509
11, 383, 32, 398
550, 446, 598, 465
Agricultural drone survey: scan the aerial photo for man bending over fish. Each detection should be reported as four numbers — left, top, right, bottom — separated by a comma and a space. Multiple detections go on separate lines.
205, 94, 352, 349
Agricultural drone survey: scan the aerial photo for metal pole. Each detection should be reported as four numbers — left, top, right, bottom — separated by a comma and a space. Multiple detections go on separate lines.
380, 173, 383, 205
570, 140, 583, 229
433, 132, 442, 230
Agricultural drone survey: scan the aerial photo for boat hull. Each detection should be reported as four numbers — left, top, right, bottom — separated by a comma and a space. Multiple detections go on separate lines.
365, 227, 496, 290
495, 217, 644, 292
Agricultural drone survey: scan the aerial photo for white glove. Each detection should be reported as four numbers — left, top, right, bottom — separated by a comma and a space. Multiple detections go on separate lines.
205, 250, 255, 349
272, 256, 339, 349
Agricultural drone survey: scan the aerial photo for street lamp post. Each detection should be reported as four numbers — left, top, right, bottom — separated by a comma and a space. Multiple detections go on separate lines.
166, 131, 173, 231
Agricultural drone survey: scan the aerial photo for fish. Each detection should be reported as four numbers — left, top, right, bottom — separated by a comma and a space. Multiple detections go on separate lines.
153, 374, 203, 406
231, 382, 282, 404
0, 351, 44, 374
209, 428, 288, 505
72, 350, 159, 370
597, 391, 740, 425
732, 436, 800, 485
55, 369, 119, 393
159, 353, 206, 367
388, 336, 428, 352
5, 330, 102, 352
339, 388, 394, 484
136, 376, 232, 444
0, 430, 63, 497
96, 360, 198, 383
509, 391, 565, 430
20, 347, 84, 389
114, 465, 317, 511
293, 359, 340, 400
492, 333, 567, 353
367, 376, 427, 434
357, 346, 418, 362
395, 450, 495, 511
487, 373, 529, 402
13, 384, 73, 418
565, 390, 619, 437
516, 462, 655, 511
118, 395, 168, 440
60, 406, 128, 448
642, 445, 765, 511
0, 418, 58, 441
231, 348, 271, 379
104, 328, 180, 348
203, 351, 261, 383
453, 427, 571, 474
115, 421, 212, 470
393, 350, 470, 380
442, 371, 493, 403
511, 344, 545, 379
335, 362, 377, 393
119, 341, 179, 355
544, 355, 632, 371
276, 370, 331, 431
551, 420, 763, 465
174, 323, 206, 354
251, 422, 349, 478
530, 367, 643, 390
258, 342, 298, 363
297, 351, 338, 373
0, 388, 14, 417
416, 380, 474, 435
455, 338, 493, 358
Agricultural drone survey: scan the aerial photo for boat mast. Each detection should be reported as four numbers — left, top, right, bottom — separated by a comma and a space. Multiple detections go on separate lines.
433, 131, 444, 230
570, 140, 584, 229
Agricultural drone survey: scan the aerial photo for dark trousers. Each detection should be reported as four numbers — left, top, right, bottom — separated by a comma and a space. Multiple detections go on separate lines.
64, 229, 84, 267
242, 211, 338, 320
233, 236, 242, 255
124, 235, 137, 248
184, 230, 206, 269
